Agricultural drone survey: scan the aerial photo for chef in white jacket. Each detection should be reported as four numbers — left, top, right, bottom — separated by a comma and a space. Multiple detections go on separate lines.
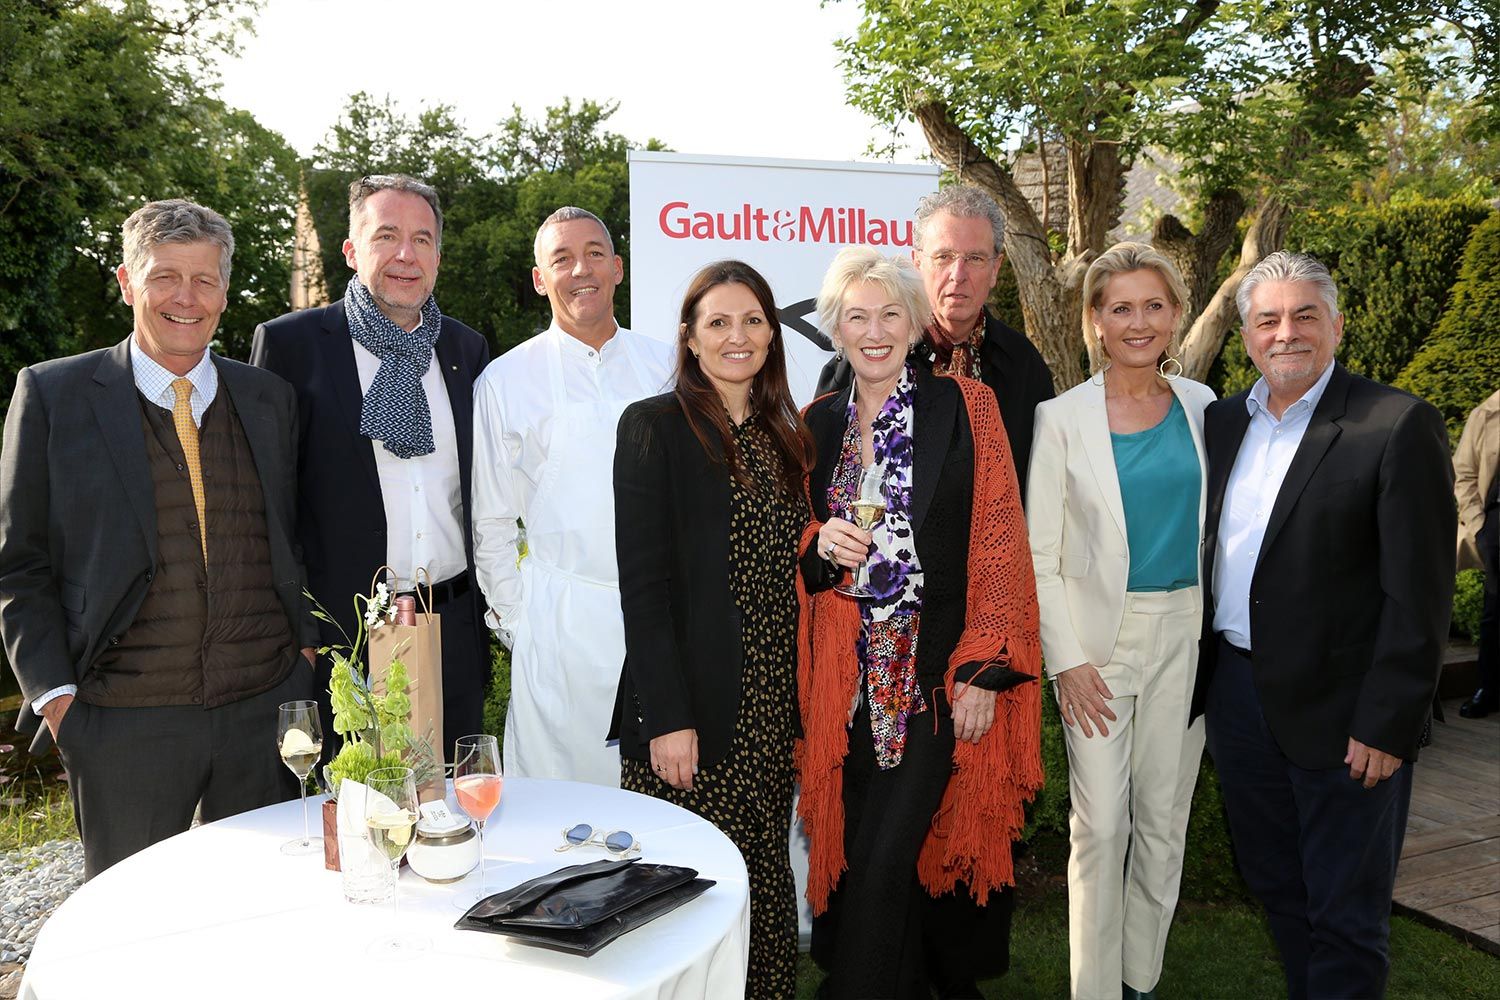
472, 207, 674, 786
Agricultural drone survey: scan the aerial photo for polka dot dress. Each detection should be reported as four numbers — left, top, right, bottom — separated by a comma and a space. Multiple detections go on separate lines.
621, 414, 806, 999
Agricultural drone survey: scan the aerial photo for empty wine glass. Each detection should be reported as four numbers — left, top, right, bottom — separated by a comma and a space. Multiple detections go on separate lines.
451, 734, 502, 908
364, 766, 428, 957
276, 700, 322, 856
834, 465, 885, 597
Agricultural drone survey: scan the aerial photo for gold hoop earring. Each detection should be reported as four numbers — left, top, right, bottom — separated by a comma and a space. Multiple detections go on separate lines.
1091, 358, 1111, 385
1158, 354, 1183, 381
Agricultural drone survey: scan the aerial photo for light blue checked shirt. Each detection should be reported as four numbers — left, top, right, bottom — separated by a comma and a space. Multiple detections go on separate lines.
129, 338, 218, 426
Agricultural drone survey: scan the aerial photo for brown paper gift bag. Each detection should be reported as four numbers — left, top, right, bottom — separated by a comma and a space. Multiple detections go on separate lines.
367, 567, 445, 800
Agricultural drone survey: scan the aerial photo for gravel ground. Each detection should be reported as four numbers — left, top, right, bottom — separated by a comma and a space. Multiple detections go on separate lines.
0, 839, 83, 999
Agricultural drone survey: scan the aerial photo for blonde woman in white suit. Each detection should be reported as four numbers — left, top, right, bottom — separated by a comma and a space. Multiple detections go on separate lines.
1026, 243, 1215, 1000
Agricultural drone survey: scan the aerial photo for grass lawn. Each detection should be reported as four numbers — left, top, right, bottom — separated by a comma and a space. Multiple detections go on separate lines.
792, 892, 1500, 998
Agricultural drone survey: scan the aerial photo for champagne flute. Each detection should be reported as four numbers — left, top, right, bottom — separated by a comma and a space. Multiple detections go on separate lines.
835, 465, 886, 597
451, 734, 503, 908
276, 700, 323, 856
364, 766, 428, 957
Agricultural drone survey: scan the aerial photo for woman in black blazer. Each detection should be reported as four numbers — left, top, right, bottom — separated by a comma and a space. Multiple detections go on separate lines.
610, 260, 814, 999
799, 247, 1042, 1000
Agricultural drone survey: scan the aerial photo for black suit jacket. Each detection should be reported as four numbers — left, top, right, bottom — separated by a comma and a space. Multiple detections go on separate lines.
249, 302, 490, 657
0, 339, 315, 751
815, 310, 1054, 500
803, 366, 1024, 697
1195, 364, 1456, 767
610, 394, 806, 767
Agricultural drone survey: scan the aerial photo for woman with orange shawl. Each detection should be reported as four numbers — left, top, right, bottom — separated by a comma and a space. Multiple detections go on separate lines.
798, 247, 1043, 999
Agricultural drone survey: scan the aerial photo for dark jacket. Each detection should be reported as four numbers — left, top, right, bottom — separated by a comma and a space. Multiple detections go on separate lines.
249, 302, 490, 657
0, 340, 315, 751
1195, 364, 1456, 767
609, 394, 807, 767
802, 366, 1018, 695
816, 310, 1054, 499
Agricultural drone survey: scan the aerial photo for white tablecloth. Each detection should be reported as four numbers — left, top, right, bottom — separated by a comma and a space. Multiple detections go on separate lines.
21, 777, 749, 999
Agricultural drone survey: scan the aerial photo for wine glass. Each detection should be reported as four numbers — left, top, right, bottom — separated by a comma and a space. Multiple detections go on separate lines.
834, 465, 886, 597
451, 734, 503, 908
364, 766, 428, 957
276, 700, 323, 856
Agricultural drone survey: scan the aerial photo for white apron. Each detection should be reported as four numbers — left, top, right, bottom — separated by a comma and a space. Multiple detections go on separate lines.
502, 331, 655, 787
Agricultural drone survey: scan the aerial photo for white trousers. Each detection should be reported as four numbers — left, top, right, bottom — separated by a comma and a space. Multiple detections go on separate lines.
1061, 587, 1205, 1000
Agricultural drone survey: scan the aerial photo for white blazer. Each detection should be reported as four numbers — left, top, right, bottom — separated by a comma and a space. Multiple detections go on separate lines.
1025, 375, 1216, 676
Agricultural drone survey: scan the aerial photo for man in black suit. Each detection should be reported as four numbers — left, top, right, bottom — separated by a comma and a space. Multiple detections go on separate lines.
1197, 252, 1455, 999
816, 184, 1055, 500
0, 200, 319, 878
815, 185, 1054, 998
251, 174, 490, 760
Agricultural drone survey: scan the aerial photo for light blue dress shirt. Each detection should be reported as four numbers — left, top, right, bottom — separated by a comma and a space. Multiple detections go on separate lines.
1211, 362, 1337, 650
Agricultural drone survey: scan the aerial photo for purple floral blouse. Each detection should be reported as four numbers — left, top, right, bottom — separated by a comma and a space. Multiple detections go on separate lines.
828, 363, 927, 768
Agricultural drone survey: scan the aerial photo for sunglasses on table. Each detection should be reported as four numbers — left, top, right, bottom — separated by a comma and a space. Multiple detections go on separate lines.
556, 823, 641, 857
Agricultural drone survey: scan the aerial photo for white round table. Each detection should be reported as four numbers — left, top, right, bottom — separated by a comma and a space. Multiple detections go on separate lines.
20, 777, 749, 999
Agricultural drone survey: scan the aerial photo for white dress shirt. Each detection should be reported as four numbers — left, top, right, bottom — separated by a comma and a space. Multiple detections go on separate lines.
351, 338, 466, 590
1212, 362, 1337, 649
471, 323, 674, 633
32, 340, 220, 713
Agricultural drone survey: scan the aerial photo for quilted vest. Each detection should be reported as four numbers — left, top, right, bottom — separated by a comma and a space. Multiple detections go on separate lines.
78, 390, 294, 707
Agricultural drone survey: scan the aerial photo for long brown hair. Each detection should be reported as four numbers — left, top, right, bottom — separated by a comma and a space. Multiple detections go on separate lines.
673, 260, 815, 496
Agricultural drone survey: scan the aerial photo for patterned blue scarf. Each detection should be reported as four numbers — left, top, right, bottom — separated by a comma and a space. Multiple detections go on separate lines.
344, 277, 443, 459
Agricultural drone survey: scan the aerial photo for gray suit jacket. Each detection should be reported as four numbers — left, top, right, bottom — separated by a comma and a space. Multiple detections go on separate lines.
0, 338, 316, 751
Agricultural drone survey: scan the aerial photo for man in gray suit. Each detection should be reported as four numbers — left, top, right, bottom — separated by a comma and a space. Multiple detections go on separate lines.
0, 200, 318, 878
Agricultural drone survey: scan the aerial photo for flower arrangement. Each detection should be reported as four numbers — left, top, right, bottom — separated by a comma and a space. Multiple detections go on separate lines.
309, 582, 440, 797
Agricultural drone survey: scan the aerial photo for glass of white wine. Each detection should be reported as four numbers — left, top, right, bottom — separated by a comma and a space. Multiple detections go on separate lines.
835, 465, 886, 597
364, 766, 428, 957
276, 700, 322, 856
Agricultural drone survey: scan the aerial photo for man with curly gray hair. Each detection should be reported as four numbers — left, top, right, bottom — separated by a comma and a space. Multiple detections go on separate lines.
1, 199, 319, 878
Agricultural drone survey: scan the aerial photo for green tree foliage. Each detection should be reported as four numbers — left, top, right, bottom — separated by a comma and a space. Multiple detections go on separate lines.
1357, 28, 1500, 205
0, 0, 297, 393
1396, 211, 1500, 442
307, 95, 663, 357
1213, 199, 1490, 395
836, 0, 1493, 389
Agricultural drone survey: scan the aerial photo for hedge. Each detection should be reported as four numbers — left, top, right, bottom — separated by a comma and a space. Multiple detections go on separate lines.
1213, 199, 1491, 398
1396, 210, 1500, 443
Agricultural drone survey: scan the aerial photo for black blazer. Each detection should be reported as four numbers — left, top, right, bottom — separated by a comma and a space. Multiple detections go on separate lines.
816, 310, 1055, 500
0, 340, 315, 750
609, 394, 803, 767
803, 366, 1021, 696
249, 302, 490, 654
1194, 364, 1456, 767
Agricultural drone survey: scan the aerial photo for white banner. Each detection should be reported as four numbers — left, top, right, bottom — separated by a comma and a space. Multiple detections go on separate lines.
628, 151, 941, 406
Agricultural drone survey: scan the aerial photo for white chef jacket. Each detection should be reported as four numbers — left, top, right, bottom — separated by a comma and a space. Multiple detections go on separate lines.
471, 322, 674, 785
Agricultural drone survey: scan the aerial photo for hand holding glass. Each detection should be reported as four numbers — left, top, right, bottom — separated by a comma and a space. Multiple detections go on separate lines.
453, 734, 502, 906
276, 700, 322, 856
834, 465, 885, 597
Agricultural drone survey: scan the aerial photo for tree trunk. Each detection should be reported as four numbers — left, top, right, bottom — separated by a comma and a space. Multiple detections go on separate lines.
915, 101, 1101, 392
1179, 195, 1290, 381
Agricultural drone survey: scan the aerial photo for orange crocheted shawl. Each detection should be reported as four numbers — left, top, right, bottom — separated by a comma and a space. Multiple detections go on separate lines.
795, 374, 1043, 912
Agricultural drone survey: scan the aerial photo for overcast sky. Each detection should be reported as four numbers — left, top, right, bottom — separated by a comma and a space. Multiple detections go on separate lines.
213, 0, 922, 164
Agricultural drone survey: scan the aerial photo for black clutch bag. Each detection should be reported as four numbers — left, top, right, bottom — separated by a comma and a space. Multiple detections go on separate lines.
455, 858, 716, 956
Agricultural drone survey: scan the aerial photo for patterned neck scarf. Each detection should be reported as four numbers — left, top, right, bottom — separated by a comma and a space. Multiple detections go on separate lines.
344, 277, 443, 459
924, 312, 986, 381
829, 363, 926, 768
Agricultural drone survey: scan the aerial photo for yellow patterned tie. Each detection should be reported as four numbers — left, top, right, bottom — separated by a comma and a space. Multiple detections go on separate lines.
171, 378, 207, 564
